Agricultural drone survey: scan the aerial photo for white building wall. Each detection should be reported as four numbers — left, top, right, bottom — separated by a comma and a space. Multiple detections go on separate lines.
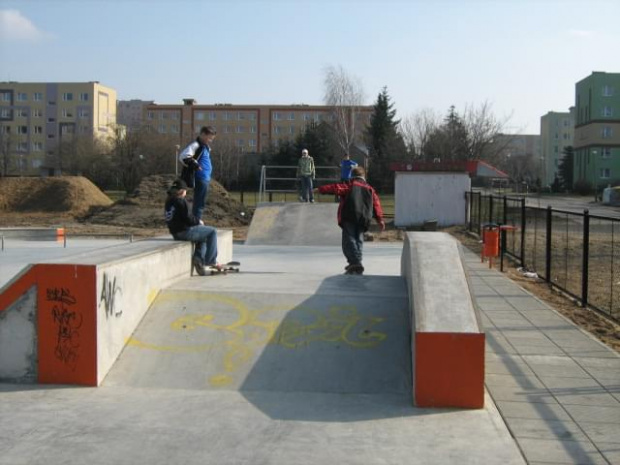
394, 172, 471, 227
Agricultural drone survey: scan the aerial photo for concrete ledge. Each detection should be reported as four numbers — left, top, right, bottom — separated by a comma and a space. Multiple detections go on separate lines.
0, 229, 233, 386
401, 232, 485, 408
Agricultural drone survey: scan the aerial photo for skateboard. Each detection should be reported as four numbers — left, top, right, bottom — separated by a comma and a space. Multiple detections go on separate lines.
206, 261, 240, 275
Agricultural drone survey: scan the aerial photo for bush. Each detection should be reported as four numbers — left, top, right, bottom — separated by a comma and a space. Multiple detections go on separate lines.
573, 179, 593, 196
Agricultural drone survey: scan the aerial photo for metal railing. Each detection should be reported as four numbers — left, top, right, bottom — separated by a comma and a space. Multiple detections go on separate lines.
258, 165, 340, 203
467, 191, 620, 323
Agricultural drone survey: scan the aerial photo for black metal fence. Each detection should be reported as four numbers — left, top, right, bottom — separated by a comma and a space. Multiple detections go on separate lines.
466, 191, 620, 323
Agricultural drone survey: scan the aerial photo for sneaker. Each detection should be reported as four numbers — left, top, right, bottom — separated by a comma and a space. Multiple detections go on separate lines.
299, 197, 304, 202
193, 256, 206, 276
310, 199, 315, 203
349, 264, 364, 275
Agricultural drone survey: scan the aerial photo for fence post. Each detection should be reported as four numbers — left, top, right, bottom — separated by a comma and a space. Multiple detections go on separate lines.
468, 190, 472, 232
520, 198, 526, 266
545, 206, 552, 283
489, 195, 494, 224
503, 196, 507, 225
582, 209, 590, 308
477, 193, 482, 235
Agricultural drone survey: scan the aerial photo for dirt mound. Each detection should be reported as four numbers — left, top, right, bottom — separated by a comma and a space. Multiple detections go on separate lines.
0, 176, 113, 214
83, 174, 252, 229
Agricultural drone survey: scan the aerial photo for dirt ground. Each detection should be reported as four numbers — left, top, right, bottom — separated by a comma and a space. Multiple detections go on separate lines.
1, 175, 617, 352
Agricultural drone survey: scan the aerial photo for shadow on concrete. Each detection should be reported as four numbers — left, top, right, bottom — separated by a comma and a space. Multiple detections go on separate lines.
236, 273, 416, 421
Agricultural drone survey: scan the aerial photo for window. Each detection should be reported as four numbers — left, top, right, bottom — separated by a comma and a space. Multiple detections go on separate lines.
62, 109, 74, 118
249, 139, 256, 147
602, 148, 612, 158
79, 93, 89, 101
603, 106, 613, 117
47, 134, 55, 139
303, 113, 311, 121
563, 119, 570, 127
62, 93, 73, 101
250, 125, 257, 133
147, 111, 154, 120
160, 112, 169, 120
236, 126, 244, 133
18, 126, 28, 134
554, 132, 559, 140
554, 146, 559, 153
196, 112, 205, 121
209, 112, 217, 121
32, 142, 43, 151
0, 92, 11, 102
0, 125, 10, 134
288, 112, 295, 121
17, 142, 28, 152
158, 125, 166, 134
249, 113, 257, 121
170, 125, 179, 134
16, 92, 27, 101
17, 109, 28, 118
33, 92, 43, 101
237, 112, 245, 120
237, 139, 245, 146
273, 112, 281, 121
78, 109, 89, 118
33, 109, 42, 118
602, 127, 613, 138
563, 133, 570, 140
224, 126, 231, 134
289, 126, 295, 134
600, 168, 611, 179
32, 159, 43, 168
602, 85, 614, 97
34, 126, 43, 134
61, 125, 74, 135
1, 109, 10, 118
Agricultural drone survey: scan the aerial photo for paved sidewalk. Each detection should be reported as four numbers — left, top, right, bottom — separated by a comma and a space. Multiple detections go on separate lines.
464, 250, 620, 465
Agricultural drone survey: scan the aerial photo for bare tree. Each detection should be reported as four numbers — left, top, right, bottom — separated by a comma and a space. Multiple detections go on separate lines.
0, 123, 14, 176
463, 101, 514, 161
323, 65, 365, 154
399, 108, 441, 159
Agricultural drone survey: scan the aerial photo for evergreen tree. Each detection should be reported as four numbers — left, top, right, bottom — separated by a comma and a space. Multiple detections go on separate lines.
422, 106, 469, 161
558, 146, 574, 191
365, 87, 406, 192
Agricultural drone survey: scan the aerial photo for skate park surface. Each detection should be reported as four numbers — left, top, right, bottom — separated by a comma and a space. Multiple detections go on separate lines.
1, 204, 619, 465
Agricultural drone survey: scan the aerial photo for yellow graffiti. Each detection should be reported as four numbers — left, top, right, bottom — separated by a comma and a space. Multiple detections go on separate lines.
127, 292, 388, 387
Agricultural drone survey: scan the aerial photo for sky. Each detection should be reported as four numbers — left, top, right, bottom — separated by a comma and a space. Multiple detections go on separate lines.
1, 0, 618, 134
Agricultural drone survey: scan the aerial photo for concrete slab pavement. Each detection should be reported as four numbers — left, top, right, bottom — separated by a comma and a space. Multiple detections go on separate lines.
464, 250, 620, 465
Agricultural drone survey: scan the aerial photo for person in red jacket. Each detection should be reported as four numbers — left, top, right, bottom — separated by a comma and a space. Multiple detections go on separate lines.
318, 166, 385, 275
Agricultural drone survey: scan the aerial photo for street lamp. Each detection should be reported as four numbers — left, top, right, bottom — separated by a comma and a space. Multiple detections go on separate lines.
174, 144, 180, 177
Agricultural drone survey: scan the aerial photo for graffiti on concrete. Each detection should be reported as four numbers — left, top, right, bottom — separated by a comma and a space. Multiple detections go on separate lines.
127, 293, 387, 387
46, 287, 82, 369
100, 273, 123, 318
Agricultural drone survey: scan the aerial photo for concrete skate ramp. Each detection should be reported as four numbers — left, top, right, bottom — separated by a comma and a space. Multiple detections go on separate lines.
104, 273, 411, 401
245, 202, 341, 246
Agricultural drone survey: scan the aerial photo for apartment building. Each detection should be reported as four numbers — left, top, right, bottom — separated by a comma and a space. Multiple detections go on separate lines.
0, 81, 116, 175
143, 99, 373, 153
117, 99, 153, 133
540, 109, 575, 186
573, 71, 620, 188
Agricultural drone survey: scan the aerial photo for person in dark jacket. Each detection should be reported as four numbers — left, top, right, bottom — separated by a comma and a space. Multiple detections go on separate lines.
178, 126, 217, 221
317, 166, 385, 275
164, 178, 219, 276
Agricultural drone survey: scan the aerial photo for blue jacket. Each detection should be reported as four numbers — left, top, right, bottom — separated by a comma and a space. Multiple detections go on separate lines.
180, 138, 212, 182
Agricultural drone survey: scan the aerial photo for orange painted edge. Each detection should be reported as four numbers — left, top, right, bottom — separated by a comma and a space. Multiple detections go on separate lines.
36, 264, 98, 386
415, 332, 485, 409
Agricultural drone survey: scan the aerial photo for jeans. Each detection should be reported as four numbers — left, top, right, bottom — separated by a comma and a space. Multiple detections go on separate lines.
192, 178, 210, 221
300, 176, 314, 202
175, 225, 218, 266
341, 221, 364, 266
